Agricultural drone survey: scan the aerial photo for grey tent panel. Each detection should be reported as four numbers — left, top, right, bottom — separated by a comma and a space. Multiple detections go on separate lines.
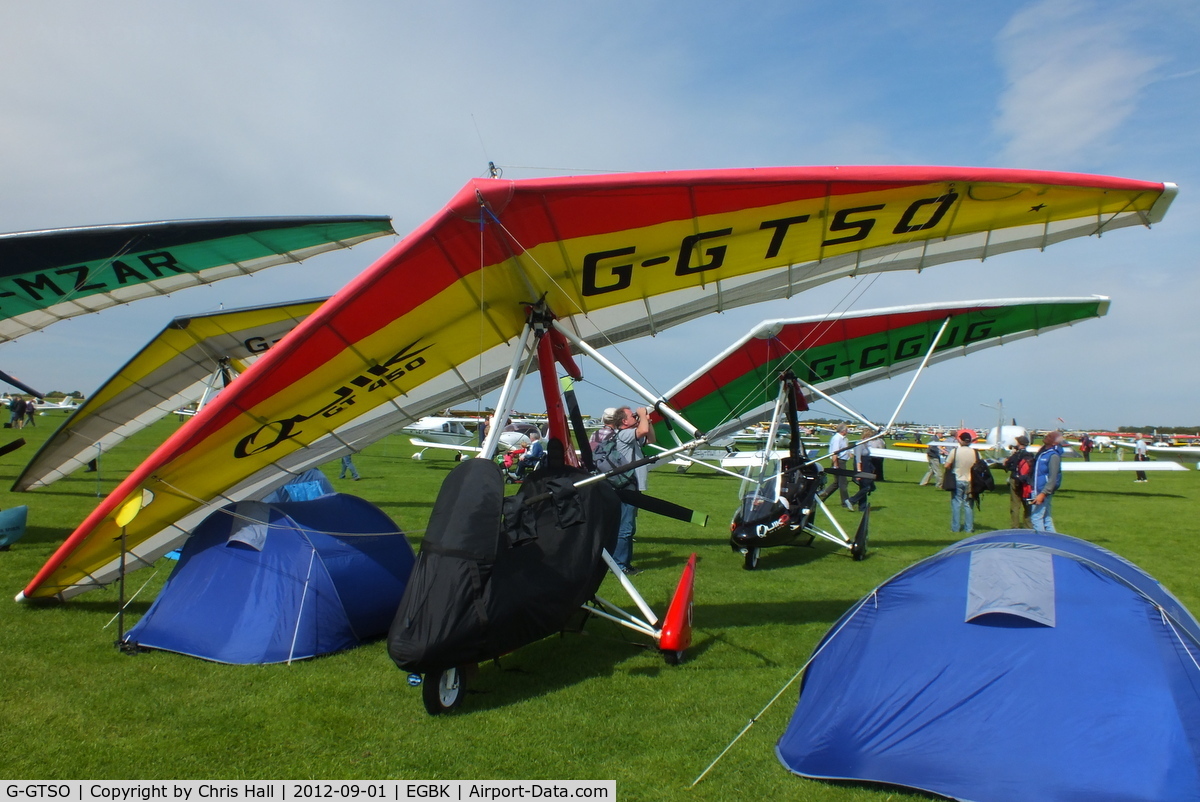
228, 522, 270, 552
966, 546, 1055, 627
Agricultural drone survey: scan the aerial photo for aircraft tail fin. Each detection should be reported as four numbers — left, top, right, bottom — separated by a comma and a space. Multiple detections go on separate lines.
659, 553, 696, 657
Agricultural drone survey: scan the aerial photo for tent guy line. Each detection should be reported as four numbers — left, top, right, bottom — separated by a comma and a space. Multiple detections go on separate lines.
690, 587, 880, 788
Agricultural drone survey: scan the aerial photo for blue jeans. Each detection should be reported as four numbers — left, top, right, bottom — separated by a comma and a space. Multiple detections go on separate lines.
339, 455, 359, 479
1031, 496, 1055, 532
951, 480, 974, 532
847, 479, 874, 511
613, 502, 638, 569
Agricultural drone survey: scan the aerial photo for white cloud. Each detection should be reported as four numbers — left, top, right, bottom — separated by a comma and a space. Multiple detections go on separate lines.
994, 0, 1159, 167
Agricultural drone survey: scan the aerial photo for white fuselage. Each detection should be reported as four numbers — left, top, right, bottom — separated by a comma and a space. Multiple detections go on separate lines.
403, 417, 477, 447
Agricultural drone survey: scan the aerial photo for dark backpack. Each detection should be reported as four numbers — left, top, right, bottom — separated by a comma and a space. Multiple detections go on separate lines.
970, 452, 995, 500
591, 429, 635, 490
1010, 450, 1035, 499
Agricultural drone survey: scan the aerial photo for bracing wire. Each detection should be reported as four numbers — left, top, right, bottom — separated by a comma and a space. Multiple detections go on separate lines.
697, 269, 889, 438
479, 209, 669, 399
477, 199, 487, 415
476, 188, 977, 424
494, 164, 621, 175
102, 567, 163, 630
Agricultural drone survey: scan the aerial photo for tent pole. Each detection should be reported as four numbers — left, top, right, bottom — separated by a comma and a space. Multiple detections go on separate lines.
288, 549, 318, 665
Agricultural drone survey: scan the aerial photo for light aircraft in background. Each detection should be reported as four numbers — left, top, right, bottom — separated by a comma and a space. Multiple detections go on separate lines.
405, 417, 546, 460
873, 424, 1188, 474
1112, 438, 1200, 465
30, 397, 82, 413
1, 395, 84, 414
927, 424, 1034, 455
403, 416, 478, 451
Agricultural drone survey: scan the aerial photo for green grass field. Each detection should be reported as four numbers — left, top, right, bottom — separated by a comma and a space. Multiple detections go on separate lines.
1, 415, 1196, 800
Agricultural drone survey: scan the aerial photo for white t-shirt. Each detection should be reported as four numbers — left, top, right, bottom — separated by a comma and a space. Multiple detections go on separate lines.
827, 432, 849, 464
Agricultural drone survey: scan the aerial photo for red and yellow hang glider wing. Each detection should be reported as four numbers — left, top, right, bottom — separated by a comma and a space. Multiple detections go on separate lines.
21, 166, 1175, 601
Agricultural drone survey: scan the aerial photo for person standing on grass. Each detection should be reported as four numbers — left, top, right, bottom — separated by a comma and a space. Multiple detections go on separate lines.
1079, 432, 1093, 462
1134, 436, 1149, 482
8, 396, 24, 429
945, 429, 979, 534
919, 440, 943, 486
845, 439, 875, 511
1003, 434, 1034, 528
818, 425, 851, 506
339, 454, 361, 480
604, 405, 654, 575
1031, 431, 1065, 532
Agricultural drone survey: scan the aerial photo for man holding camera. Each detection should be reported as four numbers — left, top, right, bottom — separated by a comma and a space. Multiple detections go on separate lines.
608, 405, 655, 575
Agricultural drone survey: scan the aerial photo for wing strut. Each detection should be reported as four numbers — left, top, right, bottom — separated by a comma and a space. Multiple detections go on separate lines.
479, 321, 538, 459
550, 319, 703, 440
878, 316, 951, 434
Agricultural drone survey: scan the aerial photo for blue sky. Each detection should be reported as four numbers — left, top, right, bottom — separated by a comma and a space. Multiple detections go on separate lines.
1, 0, 1197, 430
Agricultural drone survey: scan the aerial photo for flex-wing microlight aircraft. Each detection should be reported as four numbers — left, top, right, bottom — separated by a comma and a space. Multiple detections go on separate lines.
727, 370, 871, 569
388, 309, 705, 712
653, 295, 1176, 566
653, 295, 1118, 471
19, 166, 1176, 707
0, 217, 392, 389
12, 298, 328, 492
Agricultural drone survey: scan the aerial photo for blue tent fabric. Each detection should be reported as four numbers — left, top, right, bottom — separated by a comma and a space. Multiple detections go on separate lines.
261, 468, 335, 503
0, 505, 28, 548
125, 494, 414, 664
777, 531, 1200, 802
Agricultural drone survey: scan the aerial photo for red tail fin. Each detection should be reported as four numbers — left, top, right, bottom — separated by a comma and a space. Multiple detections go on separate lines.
659, 553, 696, 655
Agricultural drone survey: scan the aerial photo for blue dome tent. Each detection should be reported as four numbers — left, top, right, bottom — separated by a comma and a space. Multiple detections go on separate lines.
777, 531, 1200, 801
124, 494, 414, 664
